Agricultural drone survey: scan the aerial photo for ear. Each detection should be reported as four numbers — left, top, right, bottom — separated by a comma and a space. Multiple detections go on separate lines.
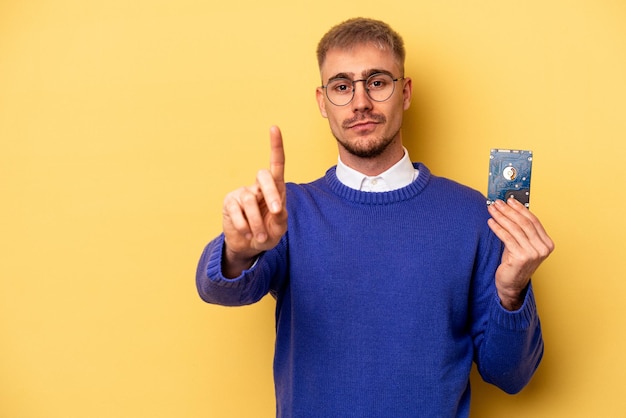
316, 87, 328, 118
402, 77, 413, 111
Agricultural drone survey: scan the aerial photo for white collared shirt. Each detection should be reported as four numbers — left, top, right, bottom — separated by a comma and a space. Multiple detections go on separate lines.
336, 148, 419, 192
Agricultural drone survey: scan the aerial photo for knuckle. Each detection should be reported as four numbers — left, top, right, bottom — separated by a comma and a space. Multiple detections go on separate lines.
223, 194, 241, 213
517, 215, 533, 229
240, 191, 257, 205
223, 190, 237, 203
225, 187, 247, 202
223, 203, 238, 217
538, 245, 552, 259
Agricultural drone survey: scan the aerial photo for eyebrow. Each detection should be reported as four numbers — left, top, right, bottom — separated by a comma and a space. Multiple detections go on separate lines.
326, 68, 395, 83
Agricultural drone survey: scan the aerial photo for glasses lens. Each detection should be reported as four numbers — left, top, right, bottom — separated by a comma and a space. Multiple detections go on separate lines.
325, 78, 354, 106
366, 73, 395, 102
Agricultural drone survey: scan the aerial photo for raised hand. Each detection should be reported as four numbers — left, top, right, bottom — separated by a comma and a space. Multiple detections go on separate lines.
221, 126, 288, 278
487, 198, 555, 310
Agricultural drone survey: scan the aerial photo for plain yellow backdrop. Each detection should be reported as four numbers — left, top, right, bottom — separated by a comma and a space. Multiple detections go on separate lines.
1, 1, 625, 417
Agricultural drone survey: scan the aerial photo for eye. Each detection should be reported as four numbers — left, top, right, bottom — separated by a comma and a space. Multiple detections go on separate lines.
328, 79, 352, 94
367, 75, 389, 90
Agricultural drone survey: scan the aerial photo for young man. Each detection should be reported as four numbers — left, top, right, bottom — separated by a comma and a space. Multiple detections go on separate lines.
197, 17, 554, 417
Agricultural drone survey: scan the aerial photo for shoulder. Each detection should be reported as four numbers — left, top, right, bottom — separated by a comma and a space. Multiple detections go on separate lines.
430, 174, 485, 201
417, 163, 484, 198
285, 175, 329, 196
416, 163, 490, 219
284, 175, 334, 210
285, 166, 342, 196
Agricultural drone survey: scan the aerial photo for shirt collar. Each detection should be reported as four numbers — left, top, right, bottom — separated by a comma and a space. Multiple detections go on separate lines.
336, 148, 418, 192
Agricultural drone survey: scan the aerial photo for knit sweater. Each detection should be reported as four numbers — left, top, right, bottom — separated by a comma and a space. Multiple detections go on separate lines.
196, 163, 543, 418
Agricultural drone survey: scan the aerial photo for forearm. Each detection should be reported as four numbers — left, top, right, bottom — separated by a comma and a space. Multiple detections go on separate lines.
196, 233, 286, 306
476, 284, 543, 394
195, 235, 262, 306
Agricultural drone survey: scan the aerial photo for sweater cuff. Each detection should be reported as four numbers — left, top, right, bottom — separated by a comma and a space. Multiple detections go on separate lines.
205, 234, 258, 288
491, 282, 538, 331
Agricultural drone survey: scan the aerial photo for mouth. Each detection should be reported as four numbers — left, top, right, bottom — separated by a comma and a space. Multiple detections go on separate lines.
349, 120, 378, 128
343, 114, 386, 131
347, 121, 380, 136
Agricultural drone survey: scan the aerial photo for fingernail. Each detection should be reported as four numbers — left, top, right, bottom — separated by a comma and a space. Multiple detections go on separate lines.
272, 201, 281, 213
257, 232, 267, 242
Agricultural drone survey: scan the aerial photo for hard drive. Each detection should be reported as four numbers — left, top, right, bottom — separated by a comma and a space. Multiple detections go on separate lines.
487, 149, 533, 207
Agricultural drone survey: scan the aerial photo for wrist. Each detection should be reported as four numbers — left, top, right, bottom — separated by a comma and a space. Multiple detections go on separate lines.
497, 285, 529, 311
498, 294, 523, 311
222, 244, 259, 279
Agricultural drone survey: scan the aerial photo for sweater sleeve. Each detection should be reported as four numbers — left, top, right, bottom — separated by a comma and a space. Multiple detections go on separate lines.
475, 284, 544, 394
195, 233, 288, 306
471, 229, 544, 394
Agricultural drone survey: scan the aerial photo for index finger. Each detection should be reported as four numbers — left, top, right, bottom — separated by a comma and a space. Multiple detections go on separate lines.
269, 126, 285, 184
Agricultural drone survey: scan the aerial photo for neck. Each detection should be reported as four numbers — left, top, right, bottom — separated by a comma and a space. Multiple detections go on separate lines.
338, 139, 405, 176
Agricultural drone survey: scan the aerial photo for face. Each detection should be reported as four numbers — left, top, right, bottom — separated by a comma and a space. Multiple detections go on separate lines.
316, 43, 412, 160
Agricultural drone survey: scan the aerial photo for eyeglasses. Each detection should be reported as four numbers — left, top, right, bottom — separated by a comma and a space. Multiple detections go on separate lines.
321, 72, 403, 106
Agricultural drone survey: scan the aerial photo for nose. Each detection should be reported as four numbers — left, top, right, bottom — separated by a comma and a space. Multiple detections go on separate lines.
351, 80, 373, 112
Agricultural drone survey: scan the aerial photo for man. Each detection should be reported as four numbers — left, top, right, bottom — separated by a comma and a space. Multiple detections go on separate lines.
196, 17, 554, 417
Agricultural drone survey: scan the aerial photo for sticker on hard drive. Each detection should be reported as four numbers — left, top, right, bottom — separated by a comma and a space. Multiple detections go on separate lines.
487, 149, 533, 207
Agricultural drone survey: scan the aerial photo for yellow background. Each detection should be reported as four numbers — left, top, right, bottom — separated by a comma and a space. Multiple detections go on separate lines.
1, 0, 625, 417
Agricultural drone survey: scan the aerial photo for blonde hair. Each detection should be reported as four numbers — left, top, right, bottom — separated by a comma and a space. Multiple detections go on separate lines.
316, 18, 406, 72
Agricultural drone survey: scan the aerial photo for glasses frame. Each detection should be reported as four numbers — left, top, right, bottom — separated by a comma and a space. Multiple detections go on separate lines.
321, 72, 404, 106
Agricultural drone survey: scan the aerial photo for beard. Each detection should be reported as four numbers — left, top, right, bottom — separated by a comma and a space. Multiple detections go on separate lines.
333, 113, 400, 159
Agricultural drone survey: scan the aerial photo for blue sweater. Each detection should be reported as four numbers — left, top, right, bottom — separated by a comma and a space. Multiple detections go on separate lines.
197, 163, 543, 418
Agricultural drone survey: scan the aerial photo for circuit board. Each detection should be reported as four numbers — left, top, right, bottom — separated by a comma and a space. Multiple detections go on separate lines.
487, 149, 533, 207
